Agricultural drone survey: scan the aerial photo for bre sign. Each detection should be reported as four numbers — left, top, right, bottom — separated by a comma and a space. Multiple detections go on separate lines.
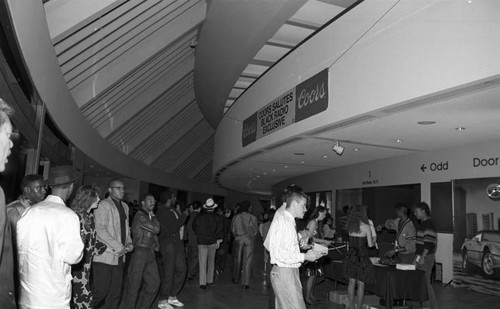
241, 69, 328, 147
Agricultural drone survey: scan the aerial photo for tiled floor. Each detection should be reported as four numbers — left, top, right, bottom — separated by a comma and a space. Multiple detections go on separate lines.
175, 237, 499, 309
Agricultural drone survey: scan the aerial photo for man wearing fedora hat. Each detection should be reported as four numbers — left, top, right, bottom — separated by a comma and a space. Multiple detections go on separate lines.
17, 165, 84, 309
192, 198, 224, 289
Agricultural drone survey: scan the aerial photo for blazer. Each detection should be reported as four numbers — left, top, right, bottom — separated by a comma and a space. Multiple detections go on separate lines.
94, 197, 132, 265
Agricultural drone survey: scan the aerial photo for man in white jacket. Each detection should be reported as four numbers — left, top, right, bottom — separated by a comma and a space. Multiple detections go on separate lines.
17, 165, 84, 309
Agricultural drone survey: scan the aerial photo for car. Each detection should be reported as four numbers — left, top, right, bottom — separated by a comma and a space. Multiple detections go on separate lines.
461, 230, 500, 278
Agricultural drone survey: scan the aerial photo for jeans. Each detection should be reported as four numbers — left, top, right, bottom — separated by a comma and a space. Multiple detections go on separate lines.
124, 247, 160, 309
198, 244, 217, 285
92, 263, 124, 309
417, 254, 439, 309
270, 266, 306, 309
160, 243, 187, 299
186, 242, 199, 278
232, 236, 255, 285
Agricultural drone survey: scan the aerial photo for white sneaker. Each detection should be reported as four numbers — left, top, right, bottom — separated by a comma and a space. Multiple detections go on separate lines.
168, 298, 184, 307
158, 300, 174, 309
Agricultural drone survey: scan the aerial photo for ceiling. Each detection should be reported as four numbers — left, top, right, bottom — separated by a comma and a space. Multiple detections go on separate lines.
31, 0, 358, 186
7, 0, 499, 196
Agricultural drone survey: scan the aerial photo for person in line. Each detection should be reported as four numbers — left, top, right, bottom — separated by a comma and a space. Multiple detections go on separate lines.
93, 179, 134, 309
192, 198, 224, 289
378, 202, 416, 264
344, 204, 374, 309
70, 185, 107, 309
413, 202, 439, 309
125, 194, 162, 309
0, 98, 16, 308
259, 208, 275, 287
303, 206, 332, 305
6, 174, 47, 237
186, 201, 202, 280
215, 208, 232, 277
265, 187, 325, 309
17, 165, 84, 309
231, 202, 258, 289
6, 174, 46, 299
157, 190, 188, 308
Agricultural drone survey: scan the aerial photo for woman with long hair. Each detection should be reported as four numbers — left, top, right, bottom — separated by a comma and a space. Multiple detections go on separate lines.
303, 206, 332, 304
343, 204, 374, 309
70, 185, 107, 309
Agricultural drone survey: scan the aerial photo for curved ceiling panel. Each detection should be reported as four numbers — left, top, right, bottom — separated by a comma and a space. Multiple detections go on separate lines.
194, 0, 309, 128
5, 0, 223, 194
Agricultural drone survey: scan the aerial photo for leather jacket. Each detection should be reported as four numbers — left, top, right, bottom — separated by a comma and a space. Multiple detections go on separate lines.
131, 208, 160, 250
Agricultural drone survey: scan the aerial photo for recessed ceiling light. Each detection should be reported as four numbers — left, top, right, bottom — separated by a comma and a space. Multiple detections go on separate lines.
354, 148, 359, 152
417, 121, 436, 125
322, 155, 328, 159
300, 161, 305, 164
395, 139, 403, 143
284, 165, 288, 168
455, 127, 466, 131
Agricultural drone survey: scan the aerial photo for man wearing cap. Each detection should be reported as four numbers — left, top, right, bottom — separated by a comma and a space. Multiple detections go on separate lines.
17, 165, 84, 309
192, 198, 224, 289
92, 179, 133, 309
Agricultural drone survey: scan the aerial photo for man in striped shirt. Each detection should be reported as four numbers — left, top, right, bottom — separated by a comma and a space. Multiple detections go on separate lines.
265, 187, 324, 309
413, 202, 439, 309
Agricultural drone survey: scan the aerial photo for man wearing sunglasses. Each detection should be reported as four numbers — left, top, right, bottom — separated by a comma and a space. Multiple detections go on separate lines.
93, 179, 134, 308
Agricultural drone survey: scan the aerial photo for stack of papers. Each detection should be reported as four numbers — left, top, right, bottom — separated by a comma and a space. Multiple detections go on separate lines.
396, 263, 416, 270
313, 243, 328, 255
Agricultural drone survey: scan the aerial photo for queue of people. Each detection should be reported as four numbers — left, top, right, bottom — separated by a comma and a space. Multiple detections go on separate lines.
0, 96, 237, 309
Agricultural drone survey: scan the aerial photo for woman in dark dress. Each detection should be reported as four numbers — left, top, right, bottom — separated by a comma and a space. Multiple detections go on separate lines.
70, 185, 107, 309
303, 206, 332, 304
343, 204, 374, 309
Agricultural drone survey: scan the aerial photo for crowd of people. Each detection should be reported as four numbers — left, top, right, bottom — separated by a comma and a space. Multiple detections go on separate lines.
0, 95, 263, 309
264, 185, 439, 309
0, 97, 439, 309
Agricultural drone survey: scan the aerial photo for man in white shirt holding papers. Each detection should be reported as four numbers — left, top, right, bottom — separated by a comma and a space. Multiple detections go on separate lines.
264, 186, 325, 309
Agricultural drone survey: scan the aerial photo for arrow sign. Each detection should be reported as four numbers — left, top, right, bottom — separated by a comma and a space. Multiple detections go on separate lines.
420, 164, 427, 172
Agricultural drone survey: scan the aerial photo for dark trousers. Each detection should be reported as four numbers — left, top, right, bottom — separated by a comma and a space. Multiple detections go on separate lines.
186, 243, 198, 278
215, 241, 229, 273
232, 236, 255, 285
124, 247, 160, 309
160, 243, 187, 299
92, 262, 124, 309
